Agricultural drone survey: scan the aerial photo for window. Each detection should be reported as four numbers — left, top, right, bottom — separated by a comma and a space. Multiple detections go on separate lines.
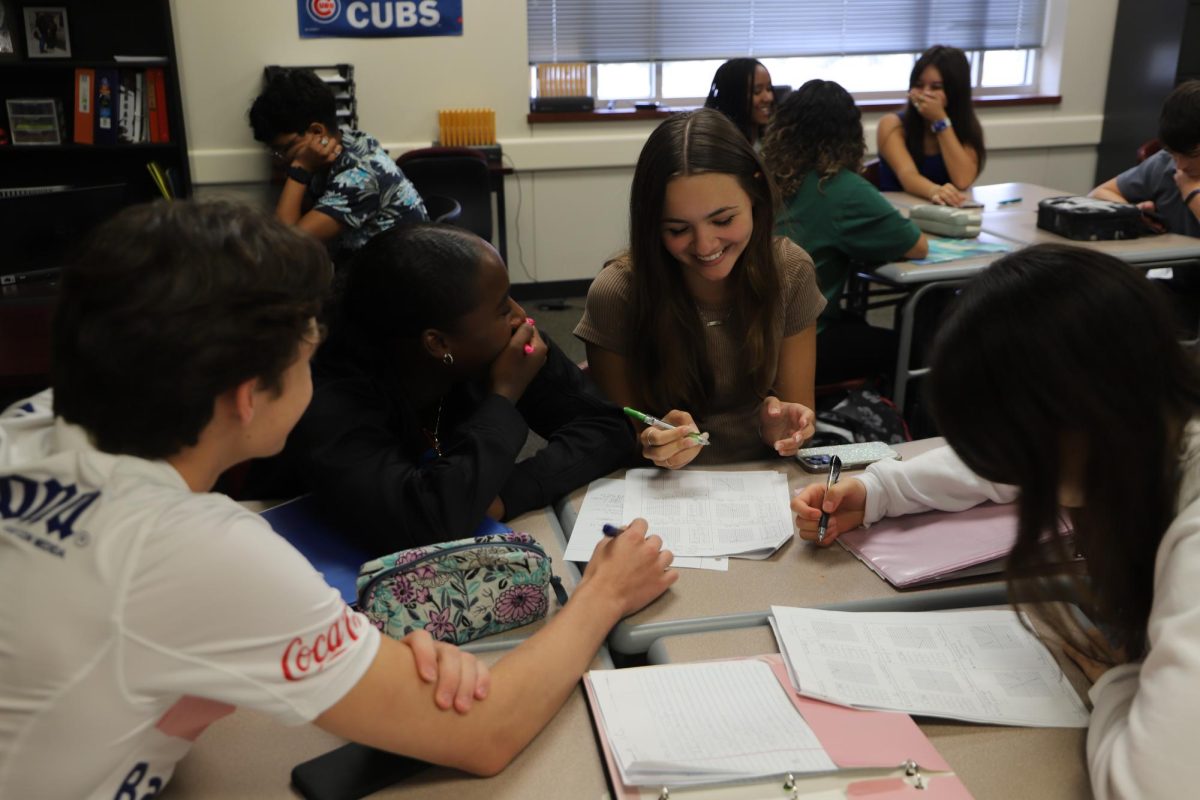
528, 1, 1047, 106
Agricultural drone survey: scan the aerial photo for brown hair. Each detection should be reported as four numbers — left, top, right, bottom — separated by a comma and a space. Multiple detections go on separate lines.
53, 200, 331, 459
625, 108, 781, 417
762, 79, 865, 199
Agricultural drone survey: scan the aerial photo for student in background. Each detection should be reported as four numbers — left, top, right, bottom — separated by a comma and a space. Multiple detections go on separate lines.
792, 243, 1200, 800
576, 109, 824, 468
0, 200, 676, 798
705, 58, 775, 147
248, 68, 427, 263
283, 224, 634, 554
1089, 80, 1200, 237
764, 79, 928, 387
876, 45, 986, 206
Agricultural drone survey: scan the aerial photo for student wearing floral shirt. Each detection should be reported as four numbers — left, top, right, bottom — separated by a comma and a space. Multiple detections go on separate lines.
249, 68, 427, 261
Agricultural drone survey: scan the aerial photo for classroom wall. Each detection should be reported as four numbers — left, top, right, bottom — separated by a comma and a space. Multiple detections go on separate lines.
173, 0, 1119, 284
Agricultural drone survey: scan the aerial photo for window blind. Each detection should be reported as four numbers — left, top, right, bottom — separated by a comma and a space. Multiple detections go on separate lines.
527, 0, 1048, 63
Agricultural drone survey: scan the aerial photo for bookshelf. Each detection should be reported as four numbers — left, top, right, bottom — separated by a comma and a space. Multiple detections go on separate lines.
0, 0, 191, 208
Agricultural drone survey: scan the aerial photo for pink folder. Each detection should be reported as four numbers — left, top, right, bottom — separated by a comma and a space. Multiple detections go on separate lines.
584, 654, 972, 798
837, 502, 1069, 589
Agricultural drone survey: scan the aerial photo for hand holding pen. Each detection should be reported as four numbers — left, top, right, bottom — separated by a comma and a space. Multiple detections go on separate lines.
791, 470, 869, 547
625, 407, 709, 471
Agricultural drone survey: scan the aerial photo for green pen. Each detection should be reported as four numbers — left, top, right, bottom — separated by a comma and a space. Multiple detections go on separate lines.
623, 407, 711, 446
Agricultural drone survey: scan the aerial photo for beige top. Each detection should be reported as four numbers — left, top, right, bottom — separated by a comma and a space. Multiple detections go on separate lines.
575, 237, 824, 463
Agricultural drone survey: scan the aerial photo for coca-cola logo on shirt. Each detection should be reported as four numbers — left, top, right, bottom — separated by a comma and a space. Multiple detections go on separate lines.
281, 605, 365, 681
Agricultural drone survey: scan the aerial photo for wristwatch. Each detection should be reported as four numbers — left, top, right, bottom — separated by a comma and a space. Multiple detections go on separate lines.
931, 118, 952, 134
286, 165, 313, 185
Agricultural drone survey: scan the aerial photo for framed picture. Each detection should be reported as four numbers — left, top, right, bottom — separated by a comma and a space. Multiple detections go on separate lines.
0, 0, 18, 59
7, 98, 62, 145
23, 6, 70, 58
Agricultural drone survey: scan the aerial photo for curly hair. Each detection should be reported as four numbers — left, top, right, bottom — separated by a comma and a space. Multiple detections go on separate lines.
762, 80, 865, 199
248, 68, 338, 143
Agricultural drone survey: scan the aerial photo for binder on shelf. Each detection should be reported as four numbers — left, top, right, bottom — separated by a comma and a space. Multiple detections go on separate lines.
148, 67, 169, 142
94, 68, 118, 145
146, 68, 159, 143
584, 655, 972, 799
837, 502, 1077, 588
73, 68, 94, 144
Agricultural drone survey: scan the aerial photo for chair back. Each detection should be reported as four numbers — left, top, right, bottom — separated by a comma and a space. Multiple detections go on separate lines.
395, 147, 493, 242
1137, 138, 1163, 164
861, 158, 882, 188
423, 194, 462, 225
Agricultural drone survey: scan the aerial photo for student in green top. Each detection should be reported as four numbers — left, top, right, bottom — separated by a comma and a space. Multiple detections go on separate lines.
763, 80, 928, 387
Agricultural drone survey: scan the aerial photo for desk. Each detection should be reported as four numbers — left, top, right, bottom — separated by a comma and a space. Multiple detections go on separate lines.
876, 182, 1200, 409
167, 645, 612, 799
557, 439, 1009, 657
646, 624, 1092, 800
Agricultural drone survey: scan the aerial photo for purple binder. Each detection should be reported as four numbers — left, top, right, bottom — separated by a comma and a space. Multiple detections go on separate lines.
837, 502, 1073, 588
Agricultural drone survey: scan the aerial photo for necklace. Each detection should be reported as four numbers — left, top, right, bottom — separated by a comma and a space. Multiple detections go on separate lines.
696, 305, 732, 328
422, 399, 444, 456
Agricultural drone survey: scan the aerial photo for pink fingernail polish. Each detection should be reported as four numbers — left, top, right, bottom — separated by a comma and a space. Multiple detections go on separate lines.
525, 317, 535, 326
523, 343, 535, 355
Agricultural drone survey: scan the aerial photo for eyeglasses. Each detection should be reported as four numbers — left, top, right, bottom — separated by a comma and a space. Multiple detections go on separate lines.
269, 136, 302, 163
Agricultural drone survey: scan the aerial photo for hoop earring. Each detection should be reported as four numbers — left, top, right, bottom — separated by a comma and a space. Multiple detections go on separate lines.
442, 352, 454, 366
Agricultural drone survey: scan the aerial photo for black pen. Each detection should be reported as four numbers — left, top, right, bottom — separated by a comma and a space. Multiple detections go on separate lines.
816, 455, 843, 544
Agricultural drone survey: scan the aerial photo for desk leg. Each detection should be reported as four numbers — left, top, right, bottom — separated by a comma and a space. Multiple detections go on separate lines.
892, 279, 965, 412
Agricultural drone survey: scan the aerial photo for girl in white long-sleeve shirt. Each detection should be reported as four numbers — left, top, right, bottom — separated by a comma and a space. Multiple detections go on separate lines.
793, 243, 1200, 800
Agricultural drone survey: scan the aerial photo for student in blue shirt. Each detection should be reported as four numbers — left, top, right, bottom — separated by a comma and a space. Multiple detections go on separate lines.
876, 45, 986, 206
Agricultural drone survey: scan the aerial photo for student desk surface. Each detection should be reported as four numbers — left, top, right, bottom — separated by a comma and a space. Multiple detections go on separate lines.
877, 181, 1200, 283
167, 646, 612, 799
646, 624, 1092, 800
557, 438, 1010, 656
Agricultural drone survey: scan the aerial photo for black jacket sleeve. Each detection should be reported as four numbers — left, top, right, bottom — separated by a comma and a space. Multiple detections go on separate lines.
286, 374, 529, 556
496, 338, 636, 519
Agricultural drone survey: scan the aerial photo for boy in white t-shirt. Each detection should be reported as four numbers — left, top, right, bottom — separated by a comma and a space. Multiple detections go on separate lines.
0, 200, 677, 799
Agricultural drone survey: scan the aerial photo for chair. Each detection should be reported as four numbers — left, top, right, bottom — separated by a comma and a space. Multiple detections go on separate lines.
861, 158, 882, 188
395, 147, 493, 243
0, 292, 56, 409
422, 194, 462, 225
1137, 138, 1163, 164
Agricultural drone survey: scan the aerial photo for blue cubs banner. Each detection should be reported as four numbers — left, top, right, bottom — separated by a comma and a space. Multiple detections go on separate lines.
298, 0, 463, 38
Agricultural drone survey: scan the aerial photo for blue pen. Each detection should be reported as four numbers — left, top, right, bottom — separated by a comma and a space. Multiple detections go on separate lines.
602, 524, 628, 537
997, 197, 1022, 206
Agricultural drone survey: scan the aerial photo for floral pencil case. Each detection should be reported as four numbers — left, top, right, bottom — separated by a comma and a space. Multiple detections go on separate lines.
356, 532, 568, 645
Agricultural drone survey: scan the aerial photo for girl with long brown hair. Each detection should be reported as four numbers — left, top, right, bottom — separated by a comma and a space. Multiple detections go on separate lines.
575, 108, 825, 468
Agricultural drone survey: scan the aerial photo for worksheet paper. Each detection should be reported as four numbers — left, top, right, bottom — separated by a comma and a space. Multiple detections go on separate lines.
563, 478, 728, 571
622, 469, 794, 558
587, 660, 836, 787
770, 606, 1089, 728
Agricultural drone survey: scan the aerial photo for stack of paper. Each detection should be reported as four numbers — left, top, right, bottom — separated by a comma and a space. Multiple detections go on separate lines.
770, 606, 1089, 727
586, 660, 837, 787
564, 469, 795, 570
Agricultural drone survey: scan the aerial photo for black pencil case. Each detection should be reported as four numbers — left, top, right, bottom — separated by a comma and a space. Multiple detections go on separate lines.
1036, 196, 1144, 241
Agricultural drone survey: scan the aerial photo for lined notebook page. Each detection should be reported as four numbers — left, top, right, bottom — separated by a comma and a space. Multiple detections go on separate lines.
588, 660, 836, 787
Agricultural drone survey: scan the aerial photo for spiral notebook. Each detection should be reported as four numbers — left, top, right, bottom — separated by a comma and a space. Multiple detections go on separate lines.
837, 502, 1074, 588
584, 655, 972, 798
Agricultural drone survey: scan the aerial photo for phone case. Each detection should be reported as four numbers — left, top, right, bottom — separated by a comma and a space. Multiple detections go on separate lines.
291, 742, 430, 800
796, 442, 901, 472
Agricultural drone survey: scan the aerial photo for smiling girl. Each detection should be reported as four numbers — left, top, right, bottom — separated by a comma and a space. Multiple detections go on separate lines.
575, 109, 825, 468
704, 58, 775, 147
876, 45, 986, 206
